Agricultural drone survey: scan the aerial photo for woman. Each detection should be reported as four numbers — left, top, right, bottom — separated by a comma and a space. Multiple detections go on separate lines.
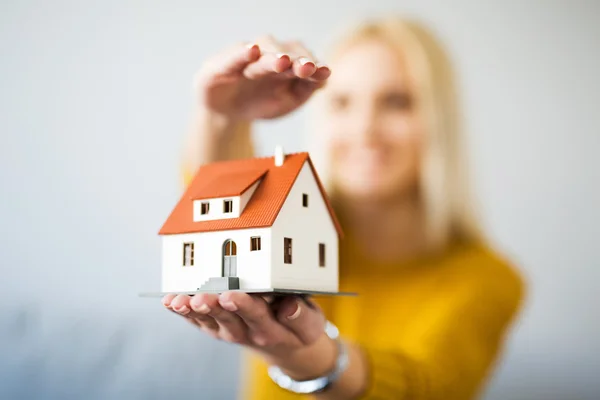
162, 16, 526, 399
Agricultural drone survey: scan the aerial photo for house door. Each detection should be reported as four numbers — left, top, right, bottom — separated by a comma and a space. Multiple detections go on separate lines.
223, 240, 237, 277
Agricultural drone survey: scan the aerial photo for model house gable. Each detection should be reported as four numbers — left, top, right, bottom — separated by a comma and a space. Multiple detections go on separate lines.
270, 160, 340, 291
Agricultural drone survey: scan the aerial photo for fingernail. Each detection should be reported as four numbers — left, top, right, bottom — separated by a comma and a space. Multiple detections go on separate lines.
246, 43, 258, 49
262, 295, 274, 304
220, 301, 238, 312
192, 303, 211, 314
299, 57, 314, 66
176, 305, 190, 315
287, 301, 302, 320
316, 63, 329, 70
276, 53, 289, 60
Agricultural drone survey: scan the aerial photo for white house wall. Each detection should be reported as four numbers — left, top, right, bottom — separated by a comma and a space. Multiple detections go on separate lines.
271, 161, 339, 291
162, 228, 271, 292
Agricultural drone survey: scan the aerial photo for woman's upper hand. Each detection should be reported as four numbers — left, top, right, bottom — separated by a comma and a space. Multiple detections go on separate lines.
162, 292, 337, 379
194, 35, 331, 121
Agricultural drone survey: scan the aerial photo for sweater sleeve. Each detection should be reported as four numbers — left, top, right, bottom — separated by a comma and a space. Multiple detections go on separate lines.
357, 262, 525, 400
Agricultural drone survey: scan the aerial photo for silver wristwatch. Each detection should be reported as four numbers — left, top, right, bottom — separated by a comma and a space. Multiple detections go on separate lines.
267, 321, 349, 394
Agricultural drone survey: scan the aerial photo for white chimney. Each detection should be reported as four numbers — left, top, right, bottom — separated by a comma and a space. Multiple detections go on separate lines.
274, 145, 285, 166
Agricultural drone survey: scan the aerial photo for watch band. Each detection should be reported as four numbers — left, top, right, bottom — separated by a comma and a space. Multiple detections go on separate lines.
267, 321, 349, 394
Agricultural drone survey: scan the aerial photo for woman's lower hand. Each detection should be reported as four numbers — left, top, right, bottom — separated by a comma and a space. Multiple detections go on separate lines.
162, 292, 338, 379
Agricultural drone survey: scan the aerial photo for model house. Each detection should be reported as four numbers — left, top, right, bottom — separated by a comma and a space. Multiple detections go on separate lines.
158, 147, 343, 293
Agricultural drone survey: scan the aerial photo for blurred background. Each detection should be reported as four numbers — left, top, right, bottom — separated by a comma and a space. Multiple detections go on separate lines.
1, 0, 599, 399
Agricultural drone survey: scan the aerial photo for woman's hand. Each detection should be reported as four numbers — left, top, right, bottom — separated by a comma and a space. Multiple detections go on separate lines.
195, 35, 331, 121
162, 292, 338, 379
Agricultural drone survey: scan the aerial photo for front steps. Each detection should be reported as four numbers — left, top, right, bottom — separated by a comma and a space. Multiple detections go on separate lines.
197, 277, 239, 291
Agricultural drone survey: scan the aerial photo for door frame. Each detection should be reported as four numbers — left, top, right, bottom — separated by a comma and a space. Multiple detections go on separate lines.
222, 239, 237, 277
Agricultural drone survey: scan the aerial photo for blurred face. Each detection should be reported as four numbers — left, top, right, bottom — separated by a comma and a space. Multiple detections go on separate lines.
322, 40, 424, 202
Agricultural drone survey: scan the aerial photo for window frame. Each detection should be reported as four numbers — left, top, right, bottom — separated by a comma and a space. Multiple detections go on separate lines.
183, 242, 194, 266
200, 201, 210, 215
223, 199, 233, 213
250, 236, 261, 251
284, 237, 292, 264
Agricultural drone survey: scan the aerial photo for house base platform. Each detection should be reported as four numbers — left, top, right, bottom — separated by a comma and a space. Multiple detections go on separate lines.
139, 288, 358, 297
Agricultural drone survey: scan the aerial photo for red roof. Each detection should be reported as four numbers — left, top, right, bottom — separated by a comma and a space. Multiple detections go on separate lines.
159, 152, 343, 237
191, 167, 267, 200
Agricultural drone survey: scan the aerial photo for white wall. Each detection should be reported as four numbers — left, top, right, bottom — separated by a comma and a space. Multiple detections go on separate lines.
239, 179, 261, 212
161, 228, 271, 291
271, 161, 339, 291
193, 195, 238, 221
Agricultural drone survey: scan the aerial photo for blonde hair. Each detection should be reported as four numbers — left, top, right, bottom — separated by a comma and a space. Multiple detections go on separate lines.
306, 16, 486, 249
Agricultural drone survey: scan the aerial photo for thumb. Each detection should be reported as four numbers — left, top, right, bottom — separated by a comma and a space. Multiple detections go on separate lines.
276, 296, 326, 345
195, 42, 261, 88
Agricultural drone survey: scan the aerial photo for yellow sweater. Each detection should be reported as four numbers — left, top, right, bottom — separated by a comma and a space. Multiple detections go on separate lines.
239, 238, 525, 400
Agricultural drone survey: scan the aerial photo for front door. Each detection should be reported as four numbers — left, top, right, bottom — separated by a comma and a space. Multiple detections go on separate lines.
223, 240, 237, 277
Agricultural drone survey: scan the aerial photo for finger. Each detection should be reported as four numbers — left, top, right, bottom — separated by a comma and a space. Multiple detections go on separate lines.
170, 294, 218, 331
187, 294, 221, 331
293, 57, 317, 79
170, 294, 193, 315
253, 34, 284, 53
187, 315, 221, 340
311, 63, 332, 82
219, 43, 262, 75
283, 40, 316, 60
261, 295, 275, 304
162, 294, 177, 308
275, 296, 326, 345
281, 40, 330, 83
243, 52, 292, 79
283, 41, 318, 79
219, 292, 302, 349
197, 42, 261, 84
280, 60, 331, 82
290, 79, 323, 105
242, 34, 292, 78
197, 294, 249, 344
166, 294, 221, 338
177, 311, 221, 340
284, 40, 331, 82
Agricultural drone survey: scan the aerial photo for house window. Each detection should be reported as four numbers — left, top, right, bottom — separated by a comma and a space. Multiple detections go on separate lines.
183, 242, 194, 266
201, 202, 210, 215
319, 243, 325, 267
302, 193, 308, 207
250, 236, 261, 251
223, 200, 233, 213
284, 238, 292, 264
